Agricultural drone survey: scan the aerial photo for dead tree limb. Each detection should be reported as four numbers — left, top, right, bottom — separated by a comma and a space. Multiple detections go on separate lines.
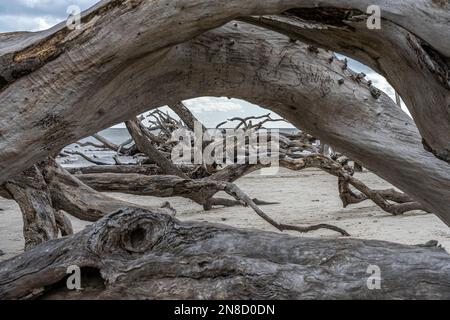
54, 211, 73, 237
76, 140, 104, 149
74, 151, 427, 216
204, 197, 279, 209
280, 156, 428, 214
170, 101, 207, 132
40, 158, 163, 222
240, 3, 450, 162
4, 165, 58, 250
67, 165, 161, 176
338, 176, 427, 215
74, 171, 348, 235
63, 150, 110, 166
92, 134, 120, 151
125, 119, 189, 178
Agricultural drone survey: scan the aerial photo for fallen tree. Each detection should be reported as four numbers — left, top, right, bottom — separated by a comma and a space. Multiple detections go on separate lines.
68, 105, 426, 216
3, 154, 351, 253
1, 207, 450, 300
0, 0, 449, 300
0, 15, 448, 225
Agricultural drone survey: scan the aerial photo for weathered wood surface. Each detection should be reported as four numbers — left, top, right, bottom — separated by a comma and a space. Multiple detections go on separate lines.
0, 3, 448, 224
125, 119, 189, 178
40, 158, 173, 222
0, 207, 449, 300
4, 165, 58, 250
75, 154, 426, 215
0, 0, 448, 177
241, 4, 450, 162
66, 165, 162, 176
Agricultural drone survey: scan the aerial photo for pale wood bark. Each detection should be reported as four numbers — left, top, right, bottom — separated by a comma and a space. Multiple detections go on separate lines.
54, 211, 73, 237
67, 165, 161, 176
1, 1, 449, 300
40, 158, 159, 222
125, 119, 189, 178
0, 0, 448, 172
4, 165, 58, 250
241, 8, 450, 161
75, 154, 425, 216
170, 101, 206, 132
0, 4, 448, 224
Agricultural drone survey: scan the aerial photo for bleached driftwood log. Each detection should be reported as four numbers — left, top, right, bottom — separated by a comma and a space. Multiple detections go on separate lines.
0, 2, 448, 225
1, 207, 450, 300
3, 165, 58, 250
0, 1, 449, 299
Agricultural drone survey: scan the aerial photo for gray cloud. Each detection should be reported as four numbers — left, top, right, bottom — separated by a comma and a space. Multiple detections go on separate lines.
0, 0, 98, 32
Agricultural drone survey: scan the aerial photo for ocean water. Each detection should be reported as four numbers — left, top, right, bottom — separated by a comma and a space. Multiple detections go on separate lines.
91, 128, 132, 144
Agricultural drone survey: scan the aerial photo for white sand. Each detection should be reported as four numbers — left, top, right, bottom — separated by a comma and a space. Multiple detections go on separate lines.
1, 168, 449, 261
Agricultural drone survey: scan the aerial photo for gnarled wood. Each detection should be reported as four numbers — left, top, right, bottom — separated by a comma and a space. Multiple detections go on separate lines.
40, 158, 162, 222
54, 211, 73, 237
240, 9, 450, 161
67, 164, 161, 176
125, 119, 189, 178
0, 20, 448, 225
0, 0, 449, 179
1, 208, 449, 300
4, 165, 58, 250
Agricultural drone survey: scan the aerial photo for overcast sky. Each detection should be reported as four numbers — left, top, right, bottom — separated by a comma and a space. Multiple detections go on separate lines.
0, 0, 407, 128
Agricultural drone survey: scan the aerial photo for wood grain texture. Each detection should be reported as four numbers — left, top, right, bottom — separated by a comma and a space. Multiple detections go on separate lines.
4, 165, 58, 250
1, 207, 449, 300
0, 3, 448, 223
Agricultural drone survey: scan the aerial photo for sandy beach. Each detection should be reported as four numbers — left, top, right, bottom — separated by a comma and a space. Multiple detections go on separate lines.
1, 168, 448, 262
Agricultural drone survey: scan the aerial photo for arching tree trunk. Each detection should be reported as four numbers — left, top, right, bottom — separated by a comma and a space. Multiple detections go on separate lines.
241, 3, 450, 162
4, 165, 58, 250
1, 21, 448, 225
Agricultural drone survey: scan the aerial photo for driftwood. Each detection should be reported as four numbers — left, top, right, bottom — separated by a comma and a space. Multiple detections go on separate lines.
3, 165, 58, 250
67, 165, 161, 176
241, 4, 450, 163
0, 17, 448, 226
0, 1, 449, 300
125, 119, 189, 178
69, 103, 426, 216
1, 207, 450, 300
75, 154, 426, 216
67, 101, 425, 217
1, 156, 345, 242
41, 159, 146, 222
